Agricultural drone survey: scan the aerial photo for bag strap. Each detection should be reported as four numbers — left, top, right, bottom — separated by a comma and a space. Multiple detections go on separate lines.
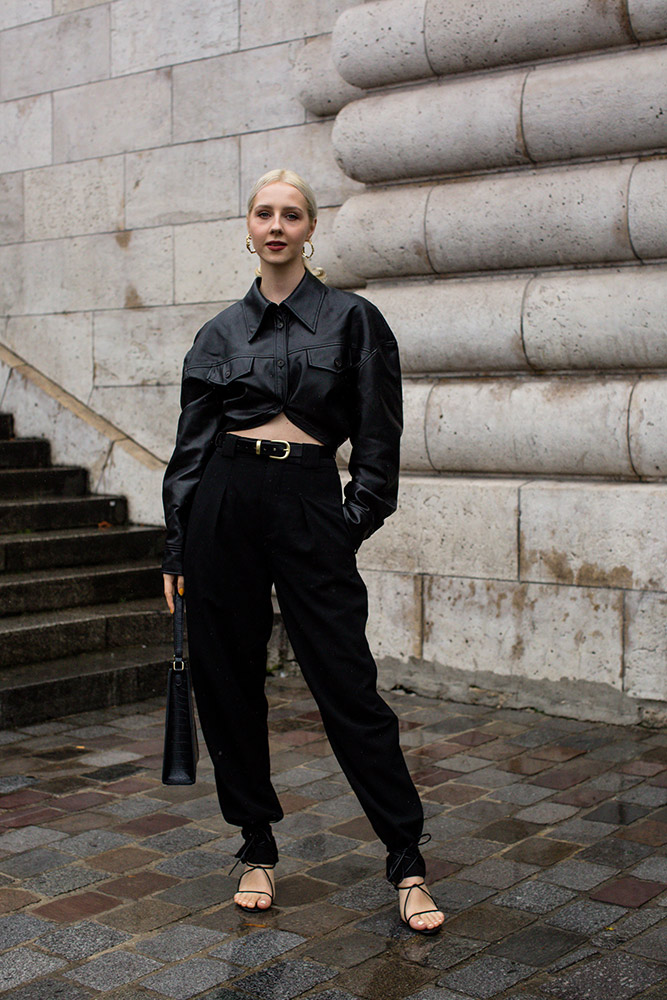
173, 591, 185, 668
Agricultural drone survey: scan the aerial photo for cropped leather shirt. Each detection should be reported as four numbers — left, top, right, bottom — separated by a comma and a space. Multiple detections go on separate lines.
161, 268, 403, 574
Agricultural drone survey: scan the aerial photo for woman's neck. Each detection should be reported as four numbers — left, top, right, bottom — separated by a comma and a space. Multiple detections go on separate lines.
258, 263, 306, 304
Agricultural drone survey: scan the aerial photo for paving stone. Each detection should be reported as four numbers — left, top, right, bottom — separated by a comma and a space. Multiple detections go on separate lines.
423, 934, 482, 970
541, 951, 666, 999
58, 829, 133, 857
1, 978, 93, 1000
505, 838, 577, 867
548, 944, 600, 971
92, 847, 165, 874
0, 847, 70, 878
425, 816, 478, 842
433, 879, 495, 913
540, 859, 619, 890
309, 991, 364, 1000
590, 876, 667, 908
65, 950, 162, 991
24, 864, 109, 896
556, 818, 618, 843
305, 929, 387, 969
442, 955, 534, 998
630, 857, 667, 882
455, 767, 518, 789
494, 881, 576, 914
0, 913, 54, 950
594, 907, 663, 948
101, 899, 188, 933
579, 839, 653, 869
589, 773, 643, 792
624, 924, 667, 962
39, 920, 131, 959
100, 797, 167, 819
285, 833, 360, 862
459, 858, 539, 889
156, 873, 235, 911
211, 929, 305, 966
141, 826, 218, 854
134, 923, 226, 961
546, 899, 628, 934
618, 820, 667, 846
156, 847, 233, 879
336, 953, 438, 1000
584, 802, 652, 825
0, 947, 66, 991
491, 785, 553, 806
516, 803, 579, 825
0, 826, 67, 853
234, 958, 337, 999
476, 819, 541, 844
329, 877, 395, 911
444, 903, 535, 943
438, 839, 499, 865
277, 874, 337, 906
308, 854, 378, 887
491, 924, 586, 966
619, 786, 667, 808
140, 958, 236, 999
33, 890, 120, 923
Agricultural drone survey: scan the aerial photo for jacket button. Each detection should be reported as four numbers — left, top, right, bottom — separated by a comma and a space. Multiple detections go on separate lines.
224, 366, 231, 378
334, 358, 342, 369
277, 359, 285, 369
276, 316, 284, 328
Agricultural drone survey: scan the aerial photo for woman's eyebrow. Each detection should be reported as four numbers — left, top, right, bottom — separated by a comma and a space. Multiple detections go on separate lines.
254, 203, 303, 212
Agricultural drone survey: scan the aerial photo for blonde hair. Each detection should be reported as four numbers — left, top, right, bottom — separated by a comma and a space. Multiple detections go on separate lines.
247, 169, 326, 280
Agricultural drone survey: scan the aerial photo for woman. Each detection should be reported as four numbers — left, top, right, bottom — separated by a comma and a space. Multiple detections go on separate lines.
162, 169, 444, 935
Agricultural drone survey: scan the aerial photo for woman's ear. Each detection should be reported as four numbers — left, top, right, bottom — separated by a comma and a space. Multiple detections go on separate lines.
309, 217, 317, 240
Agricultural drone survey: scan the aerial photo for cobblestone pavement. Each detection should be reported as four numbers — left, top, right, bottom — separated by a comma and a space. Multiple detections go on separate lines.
1, 677, 667, 999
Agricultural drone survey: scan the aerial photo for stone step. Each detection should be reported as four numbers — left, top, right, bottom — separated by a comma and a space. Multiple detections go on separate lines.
0, 438, 50, 469
0, 560, 162, 616
0, 414, 14, 440
0, 642, 173, 728
0, 467, 88, 498
0, 597, 172, 669
0, 524, 164, 572
0, 495, 128, 534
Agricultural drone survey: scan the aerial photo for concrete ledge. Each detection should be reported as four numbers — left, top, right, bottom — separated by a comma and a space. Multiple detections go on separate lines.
0, 345, 165, 526
292, 35, 364, 117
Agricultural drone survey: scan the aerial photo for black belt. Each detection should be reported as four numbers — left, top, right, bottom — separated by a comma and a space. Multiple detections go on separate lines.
215, 432, 334, 466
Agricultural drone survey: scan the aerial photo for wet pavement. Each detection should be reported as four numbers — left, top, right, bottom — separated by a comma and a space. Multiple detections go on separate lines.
1, 675, 667, 999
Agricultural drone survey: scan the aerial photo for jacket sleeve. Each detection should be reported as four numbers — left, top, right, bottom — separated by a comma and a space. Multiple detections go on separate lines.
161, 367, 224, 575
342, 302, 403, 550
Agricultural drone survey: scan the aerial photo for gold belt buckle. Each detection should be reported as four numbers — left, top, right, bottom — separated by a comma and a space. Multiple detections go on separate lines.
269, 439, 291, 460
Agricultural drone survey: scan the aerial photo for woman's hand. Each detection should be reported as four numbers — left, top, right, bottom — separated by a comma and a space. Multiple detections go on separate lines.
163, 573, 185, 614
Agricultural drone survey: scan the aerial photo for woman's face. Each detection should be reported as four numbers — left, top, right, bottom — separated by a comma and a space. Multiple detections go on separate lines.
247, 182, 315, 271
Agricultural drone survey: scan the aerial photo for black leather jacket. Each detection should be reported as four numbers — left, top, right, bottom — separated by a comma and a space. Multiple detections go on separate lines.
162, 268, 403, 574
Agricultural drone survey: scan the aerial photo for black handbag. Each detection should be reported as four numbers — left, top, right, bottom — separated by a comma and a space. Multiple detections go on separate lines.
162, 592, 199, 785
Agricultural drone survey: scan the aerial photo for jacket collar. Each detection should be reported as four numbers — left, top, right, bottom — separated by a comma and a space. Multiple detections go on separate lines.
242, 268, 326, 341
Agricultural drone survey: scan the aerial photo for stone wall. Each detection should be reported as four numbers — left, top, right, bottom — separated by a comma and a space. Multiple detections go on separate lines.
1, 0, 666, 722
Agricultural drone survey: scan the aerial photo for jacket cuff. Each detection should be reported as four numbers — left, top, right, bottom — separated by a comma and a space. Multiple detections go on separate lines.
342, 501, 375, 552
162, 546, 184, 575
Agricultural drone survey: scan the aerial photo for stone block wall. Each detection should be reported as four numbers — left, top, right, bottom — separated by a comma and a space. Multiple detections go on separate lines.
1, 0, 666, 722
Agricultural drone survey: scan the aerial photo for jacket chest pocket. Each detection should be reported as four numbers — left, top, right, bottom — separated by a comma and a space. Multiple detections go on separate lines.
306, 344, 368, 374
206, 356, 254, 386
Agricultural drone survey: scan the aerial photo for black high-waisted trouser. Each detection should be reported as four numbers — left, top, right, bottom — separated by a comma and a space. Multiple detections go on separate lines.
183, 434, 425, 881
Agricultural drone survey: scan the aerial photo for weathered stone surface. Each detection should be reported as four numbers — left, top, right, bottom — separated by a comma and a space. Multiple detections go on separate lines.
309, 206, 364, 289
624, 590, 667, 701
53, 69, 172, 161
362, 277, 527, 373
2, 367, 115, 487
629, 159, 667, 261
0, 7, 109, 102
332, 0, 432, 88
523, 47, 667, 161
241, 0, 357, 48
522, 265, 667, 370
425, 378, 634, 476
0, 173, 23, 244
0, 95, 51, 173
422, 577, 623, 690
173, 43, 304, 144
93, 303, 226, 387
628, 377, 667, 478
88, 385, 180, 462
24, 157, 124, 240
334, 187, 432, 279
54, 0, 109, 10
520, 481, 667, 591
96, 438, 165, 525
5, 314, 94, 400
333, 70, 527, 182
292, 35, 364, 117
426, 162, 635, 274
0, 228, 173, 315
174, 217, 251, 305
363, 569, 423, 665
111, 0, 237, 75
401, 380, 435, 471
0, 0, 51, 30
628, 0, 667, 40
125, 139, 238, 228
241, 122, 362, 211
357, 477, 520, 579
425, 0, 631, 76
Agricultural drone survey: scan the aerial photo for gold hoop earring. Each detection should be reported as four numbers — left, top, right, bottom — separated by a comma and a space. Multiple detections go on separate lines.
302, 239, 314, 260
246, 234, 257, 254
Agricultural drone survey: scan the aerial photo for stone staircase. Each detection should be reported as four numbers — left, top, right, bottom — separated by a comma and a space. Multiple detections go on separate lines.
0, 413, 171, 729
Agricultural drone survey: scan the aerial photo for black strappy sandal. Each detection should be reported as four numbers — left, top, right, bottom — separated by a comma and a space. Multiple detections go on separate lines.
395, 879, 442, 936
234, 862, 275, 912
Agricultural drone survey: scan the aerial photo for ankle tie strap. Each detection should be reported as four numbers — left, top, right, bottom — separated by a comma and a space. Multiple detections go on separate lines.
386, 833, 431, 886
231, 825, 278, 875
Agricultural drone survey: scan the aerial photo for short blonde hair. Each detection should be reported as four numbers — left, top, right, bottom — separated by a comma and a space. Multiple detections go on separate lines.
246, 169, 318, 223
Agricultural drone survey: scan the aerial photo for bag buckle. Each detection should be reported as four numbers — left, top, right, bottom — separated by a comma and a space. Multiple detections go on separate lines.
172, 657, 186, 671
268, 439, 291, 460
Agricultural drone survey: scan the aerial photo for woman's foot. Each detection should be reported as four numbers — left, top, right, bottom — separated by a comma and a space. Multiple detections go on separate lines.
397, 876, 444, 934
234, 864, 275, 911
